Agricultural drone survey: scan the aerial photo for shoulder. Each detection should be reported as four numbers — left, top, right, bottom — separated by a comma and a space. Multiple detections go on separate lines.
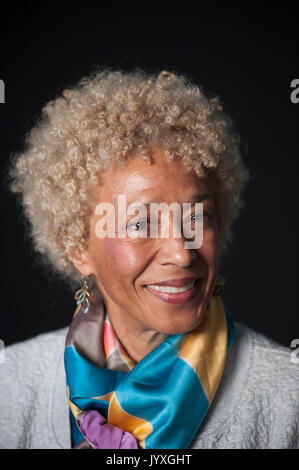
0, 328, 68, 448
236, 322, 299, 448
2, 328, 67, 377
195, 321, 299, 449
1, 327, 68, 391
235, 321, 298, 395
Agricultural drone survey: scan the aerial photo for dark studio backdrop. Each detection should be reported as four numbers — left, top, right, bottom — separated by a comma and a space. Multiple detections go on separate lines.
0, 3, 298, 348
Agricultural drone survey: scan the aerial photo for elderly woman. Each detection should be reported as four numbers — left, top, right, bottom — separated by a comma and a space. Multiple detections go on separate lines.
2, 69, 298, 449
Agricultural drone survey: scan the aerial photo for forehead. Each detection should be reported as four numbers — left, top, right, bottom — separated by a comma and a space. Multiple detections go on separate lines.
98, 150, 212, 203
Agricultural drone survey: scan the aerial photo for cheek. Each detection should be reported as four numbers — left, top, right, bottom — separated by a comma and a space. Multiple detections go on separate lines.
198, 230, 219, 266
99, 238, 146, 278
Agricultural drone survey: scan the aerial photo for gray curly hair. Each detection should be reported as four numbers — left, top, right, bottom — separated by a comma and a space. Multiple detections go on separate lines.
8, 68, 250, 289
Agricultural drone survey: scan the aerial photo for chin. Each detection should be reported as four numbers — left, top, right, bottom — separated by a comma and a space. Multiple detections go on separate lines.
151, 308, 205, 336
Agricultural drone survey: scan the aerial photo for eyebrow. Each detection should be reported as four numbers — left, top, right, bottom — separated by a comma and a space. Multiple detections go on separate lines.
127, 193, 214, 211
185, 193, 214, 203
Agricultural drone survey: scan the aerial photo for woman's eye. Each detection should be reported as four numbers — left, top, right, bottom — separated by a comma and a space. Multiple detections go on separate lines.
127, 219, 148, 237
190, 212, 203, 222
127, 221, 141, 231
191, 211, 212, 221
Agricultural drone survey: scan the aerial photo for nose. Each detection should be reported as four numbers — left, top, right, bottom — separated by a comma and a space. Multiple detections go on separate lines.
157, 236, 197, 268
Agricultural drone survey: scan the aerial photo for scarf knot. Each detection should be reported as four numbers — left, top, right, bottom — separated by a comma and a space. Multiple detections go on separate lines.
77, 409, 138, 449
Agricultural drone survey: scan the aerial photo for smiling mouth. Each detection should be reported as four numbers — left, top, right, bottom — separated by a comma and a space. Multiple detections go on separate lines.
146, 280, 196, 294
144, 278, 201, 304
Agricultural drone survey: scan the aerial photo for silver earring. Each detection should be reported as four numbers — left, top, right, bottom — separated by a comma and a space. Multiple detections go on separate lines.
74, 275, 96, 314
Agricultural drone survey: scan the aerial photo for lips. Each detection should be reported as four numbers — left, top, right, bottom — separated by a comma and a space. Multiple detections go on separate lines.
144, 277, 201, 304
146, 282, 195, 294
146, 277, 197, 288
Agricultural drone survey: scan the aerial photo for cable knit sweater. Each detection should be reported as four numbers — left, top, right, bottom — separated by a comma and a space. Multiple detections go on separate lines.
0, 322, 298, 449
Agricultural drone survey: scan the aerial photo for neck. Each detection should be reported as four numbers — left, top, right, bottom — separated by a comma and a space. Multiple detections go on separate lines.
107, 310, 167, 363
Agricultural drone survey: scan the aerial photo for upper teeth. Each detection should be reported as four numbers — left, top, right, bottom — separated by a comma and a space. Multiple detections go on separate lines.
146, 281, 195, 293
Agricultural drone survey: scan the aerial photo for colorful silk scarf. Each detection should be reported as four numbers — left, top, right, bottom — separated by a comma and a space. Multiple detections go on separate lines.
64, 282, 235, 449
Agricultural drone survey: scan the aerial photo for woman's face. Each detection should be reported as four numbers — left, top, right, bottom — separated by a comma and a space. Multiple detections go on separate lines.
77, 149, 219, 337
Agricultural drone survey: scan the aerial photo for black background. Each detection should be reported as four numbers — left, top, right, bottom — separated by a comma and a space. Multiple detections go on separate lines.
0, 2, 298, 347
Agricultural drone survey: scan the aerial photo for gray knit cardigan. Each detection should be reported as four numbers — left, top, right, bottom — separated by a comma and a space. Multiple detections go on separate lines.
0, 322, 298, 449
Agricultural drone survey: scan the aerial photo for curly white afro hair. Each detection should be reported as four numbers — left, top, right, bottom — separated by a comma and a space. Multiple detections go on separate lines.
9, 68, 250, 288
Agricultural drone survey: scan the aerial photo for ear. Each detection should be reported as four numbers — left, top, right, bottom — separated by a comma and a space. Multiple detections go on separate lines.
68, 250, 94, 278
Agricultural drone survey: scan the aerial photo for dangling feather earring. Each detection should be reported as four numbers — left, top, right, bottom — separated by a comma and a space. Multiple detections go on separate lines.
74, 275, 96, 314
